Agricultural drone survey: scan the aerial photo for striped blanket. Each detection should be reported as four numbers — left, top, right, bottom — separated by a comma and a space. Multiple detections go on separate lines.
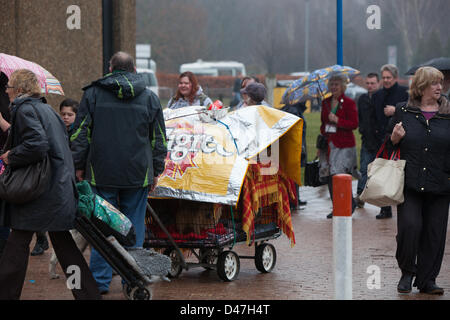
240, 163, 296, 247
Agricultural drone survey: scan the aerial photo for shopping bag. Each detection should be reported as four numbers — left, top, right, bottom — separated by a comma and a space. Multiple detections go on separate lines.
76, 181, 136, 247
304, 158, 327, 187
360, 146, 405, 207
0, 156, 51, 204
0, 102, 52, 204
316, 134, 328, 150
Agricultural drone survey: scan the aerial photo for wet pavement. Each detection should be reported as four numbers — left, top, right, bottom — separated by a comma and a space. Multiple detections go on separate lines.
19, 182, 450, 300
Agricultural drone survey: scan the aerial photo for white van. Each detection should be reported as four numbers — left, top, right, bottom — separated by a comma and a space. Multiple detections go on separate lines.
179, 59, 246, 77
136, 68, 159, 97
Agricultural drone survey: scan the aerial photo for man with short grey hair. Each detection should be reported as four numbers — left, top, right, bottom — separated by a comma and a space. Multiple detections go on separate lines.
370, 64, 408, 219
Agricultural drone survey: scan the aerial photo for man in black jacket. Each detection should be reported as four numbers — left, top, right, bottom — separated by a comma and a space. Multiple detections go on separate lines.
355, 73, 380, 208
371, 64, 409, 219
71, 52, 167, 294
281, 101, 308, 209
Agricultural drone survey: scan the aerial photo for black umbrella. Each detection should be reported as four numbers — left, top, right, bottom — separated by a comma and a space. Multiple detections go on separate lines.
405, 57, 450, 75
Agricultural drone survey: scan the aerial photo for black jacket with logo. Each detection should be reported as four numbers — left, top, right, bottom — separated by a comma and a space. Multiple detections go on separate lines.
71, 71, 167, 188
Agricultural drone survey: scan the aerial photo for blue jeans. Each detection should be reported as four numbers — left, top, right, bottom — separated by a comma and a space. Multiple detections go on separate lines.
357, 145, 377, 195
89, 186, 148, 291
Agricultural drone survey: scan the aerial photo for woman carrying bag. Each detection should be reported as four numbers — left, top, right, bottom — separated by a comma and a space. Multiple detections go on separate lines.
0, 69, 101, 300
388, 67, 450, 295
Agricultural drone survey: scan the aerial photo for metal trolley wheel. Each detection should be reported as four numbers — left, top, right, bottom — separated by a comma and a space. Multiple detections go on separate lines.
200, 248, 220, 270
255, 243, 277, 273
130, 286, 152, 300
163, 248, 183, 278
122, 283, 152, 300
217, 250, 240, 282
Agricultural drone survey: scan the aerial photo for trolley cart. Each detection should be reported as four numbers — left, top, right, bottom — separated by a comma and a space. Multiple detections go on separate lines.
146, 105, 300, 282
145, 201, 281, 282
74, 215, 171, 300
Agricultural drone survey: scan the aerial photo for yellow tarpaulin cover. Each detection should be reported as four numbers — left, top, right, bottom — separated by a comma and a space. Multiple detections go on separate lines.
151, 105, 303, 206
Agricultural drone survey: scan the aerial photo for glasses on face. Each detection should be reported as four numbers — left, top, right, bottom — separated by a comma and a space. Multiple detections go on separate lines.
4, 85, 14, 89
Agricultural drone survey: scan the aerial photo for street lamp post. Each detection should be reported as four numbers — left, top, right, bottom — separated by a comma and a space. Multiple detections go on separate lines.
304, 0, 310, 72
337, 0, 343, 66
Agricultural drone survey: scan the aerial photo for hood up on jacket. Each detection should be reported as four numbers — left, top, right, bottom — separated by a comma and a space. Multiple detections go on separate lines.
84, 71, 147, 100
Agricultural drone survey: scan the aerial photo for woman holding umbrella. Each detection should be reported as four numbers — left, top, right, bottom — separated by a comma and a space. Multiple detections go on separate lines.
0, 69, 100, 299
318, 73, 359, 219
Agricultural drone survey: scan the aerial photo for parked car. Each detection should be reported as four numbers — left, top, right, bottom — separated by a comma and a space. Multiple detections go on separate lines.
137, 68, 159, 97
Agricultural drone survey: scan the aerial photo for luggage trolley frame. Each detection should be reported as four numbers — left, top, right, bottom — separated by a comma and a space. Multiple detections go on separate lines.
74, 216, 155, 300
145, 202, 281, 282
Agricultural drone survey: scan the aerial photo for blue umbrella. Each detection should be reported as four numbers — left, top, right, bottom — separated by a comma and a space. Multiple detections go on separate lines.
282, 65, 360, 105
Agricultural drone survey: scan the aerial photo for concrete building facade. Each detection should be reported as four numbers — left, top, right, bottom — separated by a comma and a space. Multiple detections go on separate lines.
0, 0, 136, 108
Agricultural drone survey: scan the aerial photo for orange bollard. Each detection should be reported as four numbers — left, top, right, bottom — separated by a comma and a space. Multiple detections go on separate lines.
332, 173, 353, 299
332, 174, 352, 217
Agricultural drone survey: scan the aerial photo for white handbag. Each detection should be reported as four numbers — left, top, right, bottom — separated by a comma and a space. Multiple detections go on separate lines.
360, 147, 406, 207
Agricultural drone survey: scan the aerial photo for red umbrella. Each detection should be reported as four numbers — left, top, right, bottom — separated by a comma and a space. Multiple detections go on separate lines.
0, 53, 64, 95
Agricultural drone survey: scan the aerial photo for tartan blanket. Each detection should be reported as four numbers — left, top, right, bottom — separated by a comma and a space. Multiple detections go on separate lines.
240, 163, 296, 247
150, 222, 228, 242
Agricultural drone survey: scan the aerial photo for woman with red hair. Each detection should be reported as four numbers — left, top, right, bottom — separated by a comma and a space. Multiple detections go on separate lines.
167, 71, 212, 109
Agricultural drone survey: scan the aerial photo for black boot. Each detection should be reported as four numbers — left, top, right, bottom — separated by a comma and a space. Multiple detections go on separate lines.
376, 206, 392, 219
419, 281, 444, 295
31, 232, 49, 256
0, 239, 7, 258
328, 200, 355, 219
397, 272, 414, 293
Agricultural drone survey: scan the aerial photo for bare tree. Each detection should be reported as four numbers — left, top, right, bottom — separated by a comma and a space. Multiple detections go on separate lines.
136, 0, 450, 75
382, 0, 448, 67
137, 0, 208, 72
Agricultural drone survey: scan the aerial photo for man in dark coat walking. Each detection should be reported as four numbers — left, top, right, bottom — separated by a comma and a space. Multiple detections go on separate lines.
370, 64, 409, 219
71, 52, 167, 294
355, 73, 380, 207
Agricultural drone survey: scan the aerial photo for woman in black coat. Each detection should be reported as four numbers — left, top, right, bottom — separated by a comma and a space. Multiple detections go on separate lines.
0, 69, 100, 300
389, 67, 450, 295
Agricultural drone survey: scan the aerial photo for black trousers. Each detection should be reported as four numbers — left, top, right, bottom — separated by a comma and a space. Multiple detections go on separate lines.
396, 188, 450, 289
0, 229, 101, 300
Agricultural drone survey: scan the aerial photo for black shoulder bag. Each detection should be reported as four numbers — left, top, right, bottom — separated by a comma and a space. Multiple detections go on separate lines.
0, 104, 51, 204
